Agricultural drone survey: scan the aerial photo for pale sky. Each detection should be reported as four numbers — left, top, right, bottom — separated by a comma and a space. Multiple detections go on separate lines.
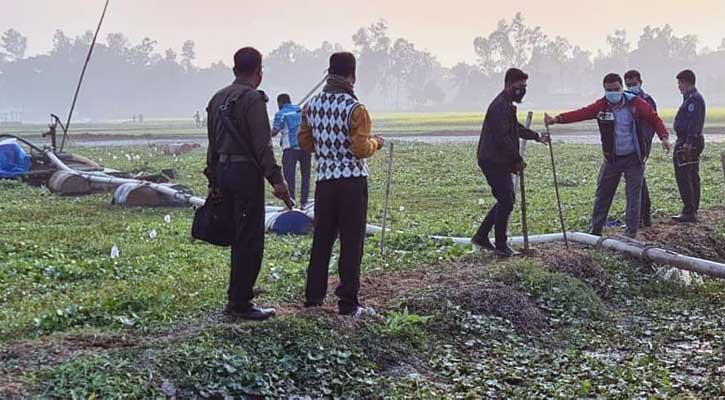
2, 0, 725, 67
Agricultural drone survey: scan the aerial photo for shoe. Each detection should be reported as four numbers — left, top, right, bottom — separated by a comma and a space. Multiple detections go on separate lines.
471, 235, 495, 251
494, 246, 521, 258
671, 214, 697, 223
223, 305, 276, 321
340, 306, 376, 318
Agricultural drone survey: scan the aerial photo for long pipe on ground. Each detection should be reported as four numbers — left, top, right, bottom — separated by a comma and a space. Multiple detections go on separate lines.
431, 232, 725, 279
43, 150, 725, 277
44, 150, 207, 207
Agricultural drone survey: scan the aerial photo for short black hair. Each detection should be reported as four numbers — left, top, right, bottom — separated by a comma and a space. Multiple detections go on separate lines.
329, 52, 356, 77
603, 73, 623, 87
504, 68, 528, 85
277, 94, 291, 105
233, 47, 262, 76
676, 69, 696, 85
624, 70, 642, 82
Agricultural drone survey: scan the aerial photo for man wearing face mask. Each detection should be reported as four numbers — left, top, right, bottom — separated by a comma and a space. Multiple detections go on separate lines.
624, 70, 658, 227
205, 47, 292, 321
545, 73, 671, 238
474, 68, 549, 258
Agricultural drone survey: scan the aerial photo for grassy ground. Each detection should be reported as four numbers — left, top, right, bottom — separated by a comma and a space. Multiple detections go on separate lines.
6, 108, 725, 138
1, 141, 724, 398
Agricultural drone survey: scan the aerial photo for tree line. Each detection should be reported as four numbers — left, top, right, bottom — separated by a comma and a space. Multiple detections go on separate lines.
1, 13, 724, 121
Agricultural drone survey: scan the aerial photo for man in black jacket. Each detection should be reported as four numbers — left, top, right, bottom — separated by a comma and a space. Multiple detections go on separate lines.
473, 68, 548, 257
205, 47, 292, 321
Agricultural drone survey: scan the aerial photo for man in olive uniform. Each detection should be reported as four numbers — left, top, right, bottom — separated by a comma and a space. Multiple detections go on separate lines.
672, 69, 706, 223
205, 47, 292, 321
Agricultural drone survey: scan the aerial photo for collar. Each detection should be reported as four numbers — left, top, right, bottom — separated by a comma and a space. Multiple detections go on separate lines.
232, 77, 256, 88
682, 87, 698, 100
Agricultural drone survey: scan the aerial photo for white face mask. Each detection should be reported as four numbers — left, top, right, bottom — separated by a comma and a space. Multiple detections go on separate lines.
605, 91, 623, 104
627, 85, 641, 94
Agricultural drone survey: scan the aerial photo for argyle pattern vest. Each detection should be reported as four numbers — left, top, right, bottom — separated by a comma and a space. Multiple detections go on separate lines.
306, 91, 369, 182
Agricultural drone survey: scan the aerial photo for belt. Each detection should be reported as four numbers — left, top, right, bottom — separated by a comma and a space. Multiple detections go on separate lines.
219, 154, 252, 162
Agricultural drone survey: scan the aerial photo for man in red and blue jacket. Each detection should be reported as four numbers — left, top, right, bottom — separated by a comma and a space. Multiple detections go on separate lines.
624, 69, 658, 227
545, 73, 671, 238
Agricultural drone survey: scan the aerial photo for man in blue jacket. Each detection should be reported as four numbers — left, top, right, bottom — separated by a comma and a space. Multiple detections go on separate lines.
273, 94, 310, 208
672, 70, 706, 223
624, 70, 658, 227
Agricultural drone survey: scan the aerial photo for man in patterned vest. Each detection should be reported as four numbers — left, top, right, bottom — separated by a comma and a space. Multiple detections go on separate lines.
298, 52, 384, 317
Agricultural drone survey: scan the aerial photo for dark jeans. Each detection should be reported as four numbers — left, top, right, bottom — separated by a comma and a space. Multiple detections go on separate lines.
305, 177, 368, 314
674, 136, 705, 216
475, 163, 515, 248
591, 154, 644, 237
216, 161, 265, 311
641, 177, 651, 223
282, 148, 311, 206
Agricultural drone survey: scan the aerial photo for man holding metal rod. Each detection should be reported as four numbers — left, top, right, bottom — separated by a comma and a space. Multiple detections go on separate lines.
299, 52, 384, 317
544, 73, 671, 239
473, 68, 550, 258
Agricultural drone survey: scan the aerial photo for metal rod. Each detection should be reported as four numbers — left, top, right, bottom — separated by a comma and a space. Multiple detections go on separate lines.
546, 123, 569, 248
519, 170, 529, 251
60, 0, 110, 153
297, 73, 329, 107
380, 142, 395, 257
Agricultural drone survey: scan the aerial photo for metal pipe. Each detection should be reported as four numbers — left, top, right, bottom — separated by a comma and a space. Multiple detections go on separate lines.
44, 150, 207, 207
60, 0, 111, 153
432, 231, 725, 279
380, 142, 395, 257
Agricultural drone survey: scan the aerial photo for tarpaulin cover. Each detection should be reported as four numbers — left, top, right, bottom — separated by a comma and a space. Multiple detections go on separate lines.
0, 139, 31, 178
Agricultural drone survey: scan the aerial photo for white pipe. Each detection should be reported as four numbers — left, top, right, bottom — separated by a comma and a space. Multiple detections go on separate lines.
45, 151, 207, 207
432, 231, 725, 279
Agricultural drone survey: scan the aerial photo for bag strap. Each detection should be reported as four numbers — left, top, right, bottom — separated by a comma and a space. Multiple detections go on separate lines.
216, 88, 263, 172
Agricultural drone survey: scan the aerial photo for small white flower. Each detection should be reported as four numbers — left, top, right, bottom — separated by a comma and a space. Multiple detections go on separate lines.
164, 214, 172, 224
113, 155, 118, 160
110, 245, 120, 259
149, 229, 158, 239
399, 206, 405, 212
478, 199, 485, 206
125, 154, 132, 161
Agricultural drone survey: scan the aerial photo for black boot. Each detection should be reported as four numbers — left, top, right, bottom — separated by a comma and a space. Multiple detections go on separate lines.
471, 234, 495, 251
494, 246, 521, 258
224, 305, 276, 321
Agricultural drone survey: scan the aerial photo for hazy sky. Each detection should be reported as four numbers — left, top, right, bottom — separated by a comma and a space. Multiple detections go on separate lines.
3, 0, 725, 67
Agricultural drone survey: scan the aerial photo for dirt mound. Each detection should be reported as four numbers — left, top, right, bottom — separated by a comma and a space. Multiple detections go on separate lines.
449, 282, 549, 333
639, 207, 725, 263
536, 243, 611, 297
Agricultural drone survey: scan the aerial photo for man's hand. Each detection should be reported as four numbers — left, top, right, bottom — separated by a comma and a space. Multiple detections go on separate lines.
273, 181, 295, 209
513, 160, 527, 173
207, 187, 223, 203
537, 133, 551, 145
661, 138, 672, 153
544, 113, 557, 127
374, 135, 385, 149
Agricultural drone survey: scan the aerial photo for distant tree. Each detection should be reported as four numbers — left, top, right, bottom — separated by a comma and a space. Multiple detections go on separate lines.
51, 30, 72, 54
1, 29, 28, 61
181, 40, 196, 69
164, 48, 177, 62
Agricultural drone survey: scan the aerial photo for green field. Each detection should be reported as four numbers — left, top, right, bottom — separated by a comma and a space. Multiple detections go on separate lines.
1, 140, 725, 398
4, 108, 725, 139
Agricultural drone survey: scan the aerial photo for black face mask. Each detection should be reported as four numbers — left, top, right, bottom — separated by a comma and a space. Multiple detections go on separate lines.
511, 87, 526, 103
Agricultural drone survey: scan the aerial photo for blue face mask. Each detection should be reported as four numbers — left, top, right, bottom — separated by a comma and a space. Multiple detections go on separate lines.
627, 85, 641, 94
605, 91, 623, 104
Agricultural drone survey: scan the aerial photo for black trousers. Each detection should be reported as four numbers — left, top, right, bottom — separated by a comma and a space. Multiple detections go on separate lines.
641, 177, 651, 223
282, 148, 312, 206
674, 136, 705, 216
217, 161, 265, 311
305, 177, 368, 313
475, 163, 515, 248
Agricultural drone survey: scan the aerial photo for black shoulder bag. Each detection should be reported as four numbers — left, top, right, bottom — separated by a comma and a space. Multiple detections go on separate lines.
192, 88, 262, 247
